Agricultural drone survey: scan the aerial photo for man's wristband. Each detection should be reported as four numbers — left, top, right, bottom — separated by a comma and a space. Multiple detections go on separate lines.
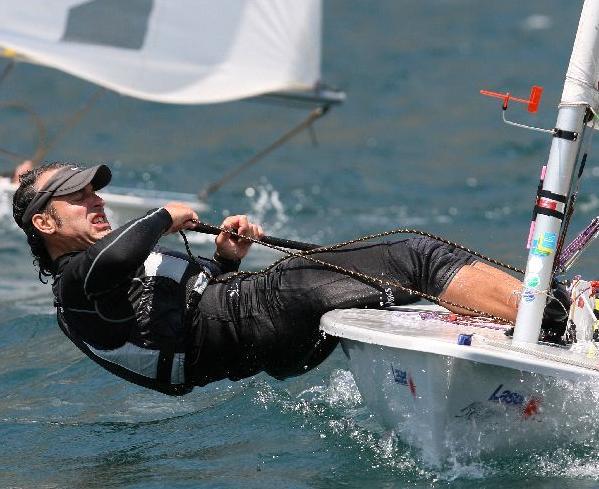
213, 251, 241, 273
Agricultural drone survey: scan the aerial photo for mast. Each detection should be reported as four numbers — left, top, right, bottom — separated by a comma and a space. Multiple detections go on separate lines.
513, 0, 599, 343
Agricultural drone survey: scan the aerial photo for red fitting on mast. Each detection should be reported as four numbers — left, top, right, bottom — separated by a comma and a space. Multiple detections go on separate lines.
480, 85, 544, 113
527, 86, 543, 113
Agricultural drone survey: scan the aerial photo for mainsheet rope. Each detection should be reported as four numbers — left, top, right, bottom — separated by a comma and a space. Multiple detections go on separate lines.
0, 102, 47, 164
180, 225, 525, 324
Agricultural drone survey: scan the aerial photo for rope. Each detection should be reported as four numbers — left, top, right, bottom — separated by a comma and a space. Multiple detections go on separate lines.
198, 105, 330, 199
181, 225, 521, 324
0, 101, 47, 164
179, 230, 206, 269
298, 227, 525, 274
35, 87, 105, 164
0, 87, 103, 170
0, 146, 30, 161
0, 60, 14, 86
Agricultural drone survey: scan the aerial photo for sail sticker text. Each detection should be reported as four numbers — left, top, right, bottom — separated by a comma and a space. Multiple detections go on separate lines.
488, 384, 542, 418
390, 364, 417, 397
522, 288, 536, 302
488, 384, 525, 405
531, 231, 557, 256
455, 401, 494, 420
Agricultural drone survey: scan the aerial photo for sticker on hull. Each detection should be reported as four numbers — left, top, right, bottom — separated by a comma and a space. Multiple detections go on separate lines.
390, 364, 417, 398
488, 384, 543, 419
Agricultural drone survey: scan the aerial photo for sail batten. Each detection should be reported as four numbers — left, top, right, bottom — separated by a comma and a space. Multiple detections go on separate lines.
0, 0, 322, 104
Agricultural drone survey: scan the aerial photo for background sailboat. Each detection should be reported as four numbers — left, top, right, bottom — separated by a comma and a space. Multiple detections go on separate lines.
0, 0, 343, 215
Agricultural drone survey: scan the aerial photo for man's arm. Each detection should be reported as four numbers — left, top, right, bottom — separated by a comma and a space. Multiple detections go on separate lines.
81, 203, 199, 297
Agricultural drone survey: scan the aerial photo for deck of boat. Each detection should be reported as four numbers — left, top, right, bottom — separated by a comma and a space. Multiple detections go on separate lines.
320, 305, 599, 380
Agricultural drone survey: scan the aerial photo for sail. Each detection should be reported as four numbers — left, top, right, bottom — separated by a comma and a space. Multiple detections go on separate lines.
0, 0, 321, 104
561, 0, 599, 114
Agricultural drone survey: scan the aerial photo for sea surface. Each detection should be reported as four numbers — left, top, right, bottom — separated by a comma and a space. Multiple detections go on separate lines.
2, 1, 599, 487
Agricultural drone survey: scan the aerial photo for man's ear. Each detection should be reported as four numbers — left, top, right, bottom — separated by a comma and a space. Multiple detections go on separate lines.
31, 212, 57, 236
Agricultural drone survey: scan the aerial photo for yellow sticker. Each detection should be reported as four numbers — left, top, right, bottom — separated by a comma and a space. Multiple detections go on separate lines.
1, 47, 17, 58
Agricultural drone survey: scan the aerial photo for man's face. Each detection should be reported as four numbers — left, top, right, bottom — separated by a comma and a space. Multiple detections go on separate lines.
50, 183, 112, 247
33, 169, 112, 253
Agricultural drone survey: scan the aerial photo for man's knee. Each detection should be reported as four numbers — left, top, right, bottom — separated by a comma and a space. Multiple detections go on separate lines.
402, 237, 476, 296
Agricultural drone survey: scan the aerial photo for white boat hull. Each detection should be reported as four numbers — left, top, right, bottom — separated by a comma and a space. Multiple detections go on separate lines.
320, 306, 599, 465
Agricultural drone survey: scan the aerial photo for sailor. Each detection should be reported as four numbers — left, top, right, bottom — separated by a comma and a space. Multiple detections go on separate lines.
11, 159, 33, 184
12, 162, 566, 395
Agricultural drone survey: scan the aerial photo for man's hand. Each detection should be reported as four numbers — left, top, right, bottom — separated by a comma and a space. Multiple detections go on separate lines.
163, 202, 199, 234
215, 215, 264, 261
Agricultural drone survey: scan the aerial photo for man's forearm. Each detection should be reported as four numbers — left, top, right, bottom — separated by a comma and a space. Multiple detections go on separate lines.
83, 208, 173, 296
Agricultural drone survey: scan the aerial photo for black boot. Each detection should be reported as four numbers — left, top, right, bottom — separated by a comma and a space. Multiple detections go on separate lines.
503, 283, 570, 344
539, 282, 570, 344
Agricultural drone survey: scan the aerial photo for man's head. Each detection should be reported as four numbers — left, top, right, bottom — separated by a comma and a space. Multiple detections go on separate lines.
13, 162, 112, 281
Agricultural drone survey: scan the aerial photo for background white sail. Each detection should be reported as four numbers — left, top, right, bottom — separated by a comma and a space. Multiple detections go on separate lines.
561, 0, 599, 113
0, 0, 321, 104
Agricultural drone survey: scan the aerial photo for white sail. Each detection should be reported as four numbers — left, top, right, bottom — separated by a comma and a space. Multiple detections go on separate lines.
0, 0, 321, 104
561, 0, 599, 113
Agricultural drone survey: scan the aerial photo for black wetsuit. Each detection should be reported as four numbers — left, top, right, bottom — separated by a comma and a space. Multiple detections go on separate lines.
52, 208, 475, 395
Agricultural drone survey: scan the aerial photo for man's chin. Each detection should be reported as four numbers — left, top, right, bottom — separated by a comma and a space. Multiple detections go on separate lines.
94, 227, 113, 240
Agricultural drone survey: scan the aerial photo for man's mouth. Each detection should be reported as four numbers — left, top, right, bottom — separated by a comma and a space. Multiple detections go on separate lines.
91, 214, 111, 229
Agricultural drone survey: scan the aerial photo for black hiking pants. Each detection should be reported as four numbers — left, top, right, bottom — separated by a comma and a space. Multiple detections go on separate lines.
186, 237, 475, 386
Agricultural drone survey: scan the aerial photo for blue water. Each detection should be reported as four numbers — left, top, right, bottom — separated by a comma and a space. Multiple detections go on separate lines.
2, 1, 599, 487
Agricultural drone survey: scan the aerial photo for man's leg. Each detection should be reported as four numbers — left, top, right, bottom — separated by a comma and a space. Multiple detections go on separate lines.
260, 237, 495, 377
189, 238, 524, 384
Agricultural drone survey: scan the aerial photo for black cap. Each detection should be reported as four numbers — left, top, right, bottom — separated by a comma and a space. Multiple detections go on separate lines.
18, 164, 112, 228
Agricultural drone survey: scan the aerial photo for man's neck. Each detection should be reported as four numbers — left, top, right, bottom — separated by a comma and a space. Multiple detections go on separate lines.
47, 239, 81, 262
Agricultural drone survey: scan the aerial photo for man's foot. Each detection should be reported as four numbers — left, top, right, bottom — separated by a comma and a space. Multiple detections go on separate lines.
504, 325, 568, 345
539, 328, 568, 345
540, 282, 570, 340
502, 283, 570, 344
